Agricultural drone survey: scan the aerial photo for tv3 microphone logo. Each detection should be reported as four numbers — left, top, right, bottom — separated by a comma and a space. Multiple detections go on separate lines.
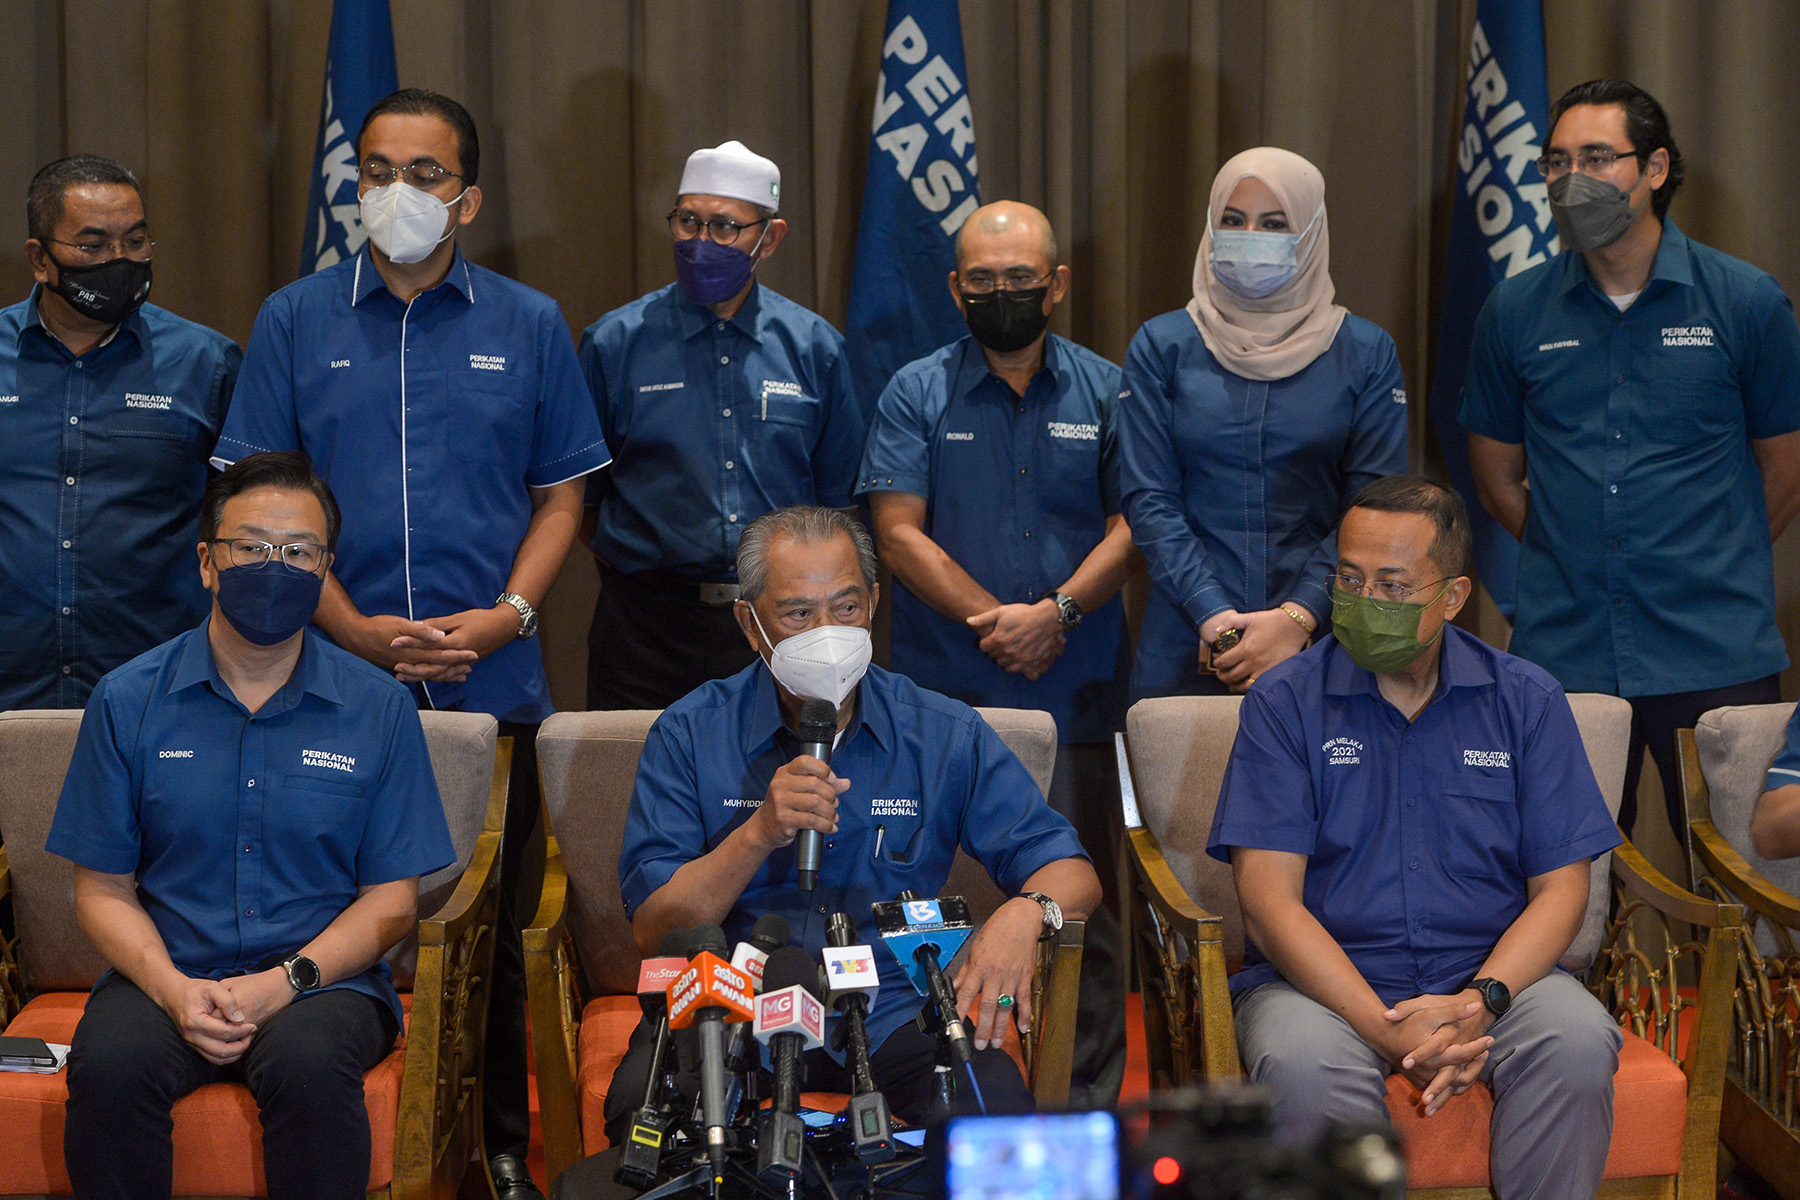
830, 955, 874, 976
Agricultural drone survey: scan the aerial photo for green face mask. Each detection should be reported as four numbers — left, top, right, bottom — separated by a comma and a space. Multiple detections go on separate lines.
1331, 581, 1452, 674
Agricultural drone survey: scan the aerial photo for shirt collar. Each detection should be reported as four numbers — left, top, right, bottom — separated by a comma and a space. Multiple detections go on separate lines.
1556, 217, 1694, 297
949, 332, 1063, 401
739, 659, 892, 760
1321, 623, 1493, 699
676, 279, 765, 344
169, 620, 346, 714
351, 243, 476, 307
22, 284, 137, 355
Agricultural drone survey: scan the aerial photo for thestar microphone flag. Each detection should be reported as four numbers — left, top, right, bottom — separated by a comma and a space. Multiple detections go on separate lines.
301, 0, 398, 276
1428, 0, 1557, 618
844, 0, 980, 415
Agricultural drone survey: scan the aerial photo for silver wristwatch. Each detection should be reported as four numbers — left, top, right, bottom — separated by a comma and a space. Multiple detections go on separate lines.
496, 592, 538, 638
1044, 590, 1083, 630
1019, 891, 1064, 937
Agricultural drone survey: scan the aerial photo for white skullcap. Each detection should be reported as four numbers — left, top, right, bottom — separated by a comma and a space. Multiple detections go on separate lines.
678, 140, 781, 213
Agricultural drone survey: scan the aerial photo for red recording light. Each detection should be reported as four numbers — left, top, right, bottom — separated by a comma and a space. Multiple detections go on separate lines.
1152, 1156, 1181, 1186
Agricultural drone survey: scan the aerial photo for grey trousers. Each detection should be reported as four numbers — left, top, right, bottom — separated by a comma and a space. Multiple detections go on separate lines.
1234, 971, 1622, 1200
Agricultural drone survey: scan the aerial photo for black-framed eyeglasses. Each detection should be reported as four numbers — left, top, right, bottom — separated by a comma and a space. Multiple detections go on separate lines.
41, 233, 155, 263
958, 268, 1054, 296
1534, 148, 1648, 178
1329, 573, 1450, 614
210, 538, 328, 573
359, 160, 464, 188
666, 209, 769, 245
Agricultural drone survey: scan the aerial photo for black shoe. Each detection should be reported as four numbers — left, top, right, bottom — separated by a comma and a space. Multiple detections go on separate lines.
490, 1154, 545, 1200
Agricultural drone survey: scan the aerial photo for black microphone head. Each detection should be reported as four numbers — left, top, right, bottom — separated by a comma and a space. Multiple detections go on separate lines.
658, 927, 689, 957
826, 912, 858, 948
690, 924, 729, 959
761, 945, 821, 997
750, 913, 791, 953
797, 697, 837, 744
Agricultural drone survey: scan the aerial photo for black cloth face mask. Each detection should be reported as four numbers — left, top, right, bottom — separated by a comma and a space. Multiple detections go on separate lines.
961, 286, 1052, 354
47, 252, 153, 326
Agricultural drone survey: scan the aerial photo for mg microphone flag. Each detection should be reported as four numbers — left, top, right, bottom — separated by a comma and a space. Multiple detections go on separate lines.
301, 0, 398, 276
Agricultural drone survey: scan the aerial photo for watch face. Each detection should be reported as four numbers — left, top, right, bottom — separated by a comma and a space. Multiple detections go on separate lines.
287, 955, 320, 991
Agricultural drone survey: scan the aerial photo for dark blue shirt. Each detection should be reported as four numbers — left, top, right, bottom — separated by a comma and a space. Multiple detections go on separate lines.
0, 292, 239, 710
857, 335, 1128, 743
1761, 705, 1800, 794
46, 623, 455, 1025
620, 660, 1087, 1057
1206, 626, 1621, 1006
214, 248, 611, 723
581, 282, 864, 580
1117, 311, 1407, 696
1458, 221, 1800, 696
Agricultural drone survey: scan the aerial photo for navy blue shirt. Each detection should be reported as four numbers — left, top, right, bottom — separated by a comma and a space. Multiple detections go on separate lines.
857, 335, 1128, 743
1117, 311, 1407, 696
581, 282, 864, 580
1206, 626, 1621, 1006
215, 248, 611, 723
0, 292, 239, 710
1459, 221, 1800, 696
620, 660, 1087, 1057
46, 623, 456, 1025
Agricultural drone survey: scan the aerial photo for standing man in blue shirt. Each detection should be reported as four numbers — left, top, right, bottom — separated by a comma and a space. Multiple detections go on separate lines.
1211, 476, 1622, 1195
213, 90, 608, 1200
48, 452, 454, 1200
580, 141, 864, 710
0, 154, 240, 710
858, 201, 1134, 1106
1462, 79, 1800, 839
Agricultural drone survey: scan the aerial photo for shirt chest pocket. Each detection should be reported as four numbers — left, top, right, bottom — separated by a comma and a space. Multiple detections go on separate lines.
1432, 774, 1521, 880
109, 406, 197, 445
452, 371, 532, 464
274, 773, 371, 866
757, 391, 819, 429
1651, 343, 1740, 441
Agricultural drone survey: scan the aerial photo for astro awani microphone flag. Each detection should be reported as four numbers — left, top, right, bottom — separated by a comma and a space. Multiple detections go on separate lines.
844, 0, 980, 416
300, 0, 398, 276
1429, 0, 1558, 619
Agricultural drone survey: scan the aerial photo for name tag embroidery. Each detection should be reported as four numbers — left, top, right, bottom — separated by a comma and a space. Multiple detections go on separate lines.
869, 797, 919, 817
1463, 749, 1512, 769
1323, 737, 1362, 766
300, 749, 356, 774
1662, 325, 1714, 347
470, 353, 507, 371
124, 393, 174, 411
1046, 420, 1099, 441
1536, 339, 1579, 352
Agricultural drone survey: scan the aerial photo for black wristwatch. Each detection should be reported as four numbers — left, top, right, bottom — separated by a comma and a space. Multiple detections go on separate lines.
1043, 590, 1083, 630
1470, 976, 1511, 1018
283, 953, 322, 994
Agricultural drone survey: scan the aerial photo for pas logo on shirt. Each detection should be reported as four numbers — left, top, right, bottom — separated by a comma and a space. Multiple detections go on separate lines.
1046, 420, 1099, 441
1662, 325, 1714, 347
1463, 749, 1512, 769
300, 748, 356, 774
870, 797, 918, 817
1322, 737, 1363, 766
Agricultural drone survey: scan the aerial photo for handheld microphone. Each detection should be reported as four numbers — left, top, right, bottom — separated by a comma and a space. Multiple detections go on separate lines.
725, 914, 791, 1081
753, 945, 826, 1182
666, 925, 754, 1176
614, 928, 690, 1190
872, 893, 975, 1065
794, 697, 838, 892
825, 912, 894, 1163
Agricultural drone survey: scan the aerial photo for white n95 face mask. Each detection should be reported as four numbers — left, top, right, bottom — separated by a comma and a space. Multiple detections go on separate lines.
749, 607, 872, 707
359, 181, 466, 264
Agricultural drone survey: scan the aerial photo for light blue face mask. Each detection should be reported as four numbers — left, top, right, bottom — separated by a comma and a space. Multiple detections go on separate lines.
1208, 203, 1322, 299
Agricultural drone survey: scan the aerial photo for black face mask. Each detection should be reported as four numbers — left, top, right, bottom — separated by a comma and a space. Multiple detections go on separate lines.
47, 252, 152, 326
961, 287, 1051, 354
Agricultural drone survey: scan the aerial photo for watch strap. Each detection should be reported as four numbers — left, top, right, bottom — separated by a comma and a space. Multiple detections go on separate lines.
496, 592, 538, 638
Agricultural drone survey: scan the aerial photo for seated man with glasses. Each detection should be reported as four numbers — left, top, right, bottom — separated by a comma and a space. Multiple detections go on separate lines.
48, 451, 454, 1199
1209, 474, 1623, 1196
578, 139, 865, 711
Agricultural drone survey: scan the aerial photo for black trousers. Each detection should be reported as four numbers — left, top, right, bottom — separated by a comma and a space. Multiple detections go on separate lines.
1048, 742, 1127, 1109
487, 718, 544, 1160
65, 972, 396, 1200
1619, 674, 1781, 842
587, 568, 757, 711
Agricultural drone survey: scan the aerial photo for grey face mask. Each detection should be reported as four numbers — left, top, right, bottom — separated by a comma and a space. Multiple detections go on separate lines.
1548, 171, 1649, 253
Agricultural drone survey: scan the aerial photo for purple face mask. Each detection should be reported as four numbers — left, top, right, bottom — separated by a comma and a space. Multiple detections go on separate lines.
672, 226, 767, 305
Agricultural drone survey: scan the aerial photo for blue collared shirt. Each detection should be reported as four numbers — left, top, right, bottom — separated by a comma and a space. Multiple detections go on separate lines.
1765, 705, 1800, 795
0, 292, 240, 710
46, 623, 455, 1025
214, 247, 611, 723
620, 660, 1087, 1057
1117, 311, 1407, 696
1206, 626, 1621, 1005
857, 335, 1128, 743
581, 282, 864, 579
1458, 221, 1800, 696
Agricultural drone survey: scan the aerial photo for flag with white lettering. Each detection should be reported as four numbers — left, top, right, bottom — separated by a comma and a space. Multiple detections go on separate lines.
844, 0, 980, 415
1430, 0, 1557, 618
300, 0, 398, 276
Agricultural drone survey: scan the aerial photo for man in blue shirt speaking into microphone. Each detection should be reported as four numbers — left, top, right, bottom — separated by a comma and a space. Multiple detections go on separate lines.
609, 505, 1099, 1141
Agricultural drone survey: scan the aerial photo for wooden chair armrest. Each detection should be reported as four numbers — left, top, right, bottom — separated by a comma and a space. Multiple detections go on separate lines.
0, 847, 20, 1025
1025, 918, 1084, 1107
1610, 835, 1744, 931
1688, 819, 1800, 927
1126, 826, 1219, 931
524, 838, 584, 1179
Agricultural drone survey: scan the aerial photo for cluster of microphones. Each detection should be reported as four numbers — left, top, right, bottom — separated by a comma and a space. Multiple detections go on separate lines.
615, 893, 982, 1198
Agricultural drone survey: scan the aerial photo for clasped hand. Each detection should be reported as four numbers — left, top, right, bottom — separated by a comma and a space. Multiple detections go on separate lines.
160, 968, 294, 1066
1202, 608, 1312, 693
378, 604, 522, 683
1379, 990, 1495, 1116
967, 600, 1065, 680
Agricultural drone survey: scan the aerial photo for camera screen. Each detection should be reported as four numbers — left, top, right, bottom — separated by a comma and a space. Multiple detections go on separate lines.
946, 1111, 1120, 1200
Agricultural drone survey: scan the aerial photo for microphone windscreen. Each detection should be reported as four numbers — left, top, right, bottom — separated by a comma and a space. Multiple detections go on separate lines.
658, 927, 689, 957
751, 913, 791, 952
797, 697, 837, 745
691, 924, 729, 959
760, 945, 820, 997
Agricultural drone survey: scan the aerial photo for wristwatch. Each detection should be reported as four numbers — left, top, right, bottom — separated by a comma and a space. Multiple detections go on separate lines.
1019, 891, 1064, 938
496, 592, 539, 639
1470, 976, 1512, 1018
1043, 590, 1083, 630
283, 953, 321, 994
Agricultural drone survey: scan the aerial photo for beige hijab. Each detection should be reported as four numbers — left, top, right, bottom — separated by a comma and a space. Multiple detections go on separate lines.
1187, 146, 1347, 381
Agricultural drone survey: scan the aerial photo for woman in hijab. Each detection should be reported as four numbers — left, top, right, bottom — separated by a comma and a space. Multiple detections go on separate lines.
1118, 146, 1408, 697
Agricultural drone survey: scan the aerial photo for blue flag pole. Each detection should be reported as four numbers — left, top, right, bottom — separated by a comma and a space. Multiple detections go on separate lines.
300, 0, 398, 277
844, 0, 981, 416
1429, 0, 1557, 619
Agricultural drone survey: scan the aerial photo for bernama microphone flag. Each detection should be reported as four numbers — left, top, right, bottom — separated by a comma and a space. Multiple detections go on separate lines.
844, 0, 981, 417
301, 0, 399, 277
1428, 0, 1557, 620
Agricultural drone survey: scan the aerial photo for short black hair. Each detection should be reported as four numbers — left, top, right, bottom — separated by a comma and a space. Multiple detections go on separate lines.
356, 88, 480, 186
28, 155, 143, 245
1345, 475, 1472, 578
201, 452, 342, 552
1549, 79, 1683, 220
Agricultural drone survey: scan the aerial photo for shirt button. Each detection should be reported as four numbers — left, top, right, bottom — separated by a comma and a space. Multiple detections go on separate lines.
65, 476, 75, 485
728, 514, 738, 523
245, 845, 253, 853
716, 322, 726, 331
247, 778, 257, 788
720, 355, 730, 364
61, 665, 71, 674
69, 416, 78, 425
1016, 405, 1025, 414
61, 606, 70, 615
1023, 530, 1032, 539
725, 460, 735, 469
1609, 484, 1618, 494
1409, 858, 1419, 870
245, 908, 254, 917
61, 540, 72, 549
1612, 430, 1623, 440
722, 408, 731, 417
1018, 468, 1027, 475
817, 905, 827, 915
1406, 798, 1415, 808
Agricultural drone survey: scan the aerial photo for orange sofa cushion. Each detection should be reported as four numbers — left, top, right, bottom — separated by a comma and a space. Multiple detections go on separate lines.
0, 990, 409, 1196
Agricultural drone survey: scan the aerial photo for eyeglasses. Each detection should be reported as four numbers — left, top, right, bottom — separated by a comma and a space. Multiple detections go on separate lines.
211, 538, 328, 573
41, 233, 154, 264
666, 209, 769, 245
1329, 573, 1449, 614
1534, 148, 1648, 178
959, 268, 1054, 296
359, 160, 463, 188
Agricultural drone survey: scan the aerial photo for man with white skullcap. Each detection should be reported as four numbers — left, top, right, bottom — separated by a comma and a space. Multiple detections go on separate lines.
580, 140, 865, 710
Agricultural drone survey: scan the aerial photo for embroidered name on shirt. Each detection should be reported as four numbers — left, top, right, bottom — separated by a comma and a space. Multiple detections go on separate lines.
124, 393, 174, 411
1663, 325, 1714, 347
639, 381, 685, 393
330, 359, 351, 369
1047, 421, 1099, 441
870, 797, 919, 817
158, 749, 194, 759
0, 395, 17, 405
1323, 737, 1363, 766
944, 431, 975, 441
470, 354, 507, 371
300, 749, 356, 773
1463, 749, 1512, 769
721, 796, 763, 809
1537, 339, 1579, 352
